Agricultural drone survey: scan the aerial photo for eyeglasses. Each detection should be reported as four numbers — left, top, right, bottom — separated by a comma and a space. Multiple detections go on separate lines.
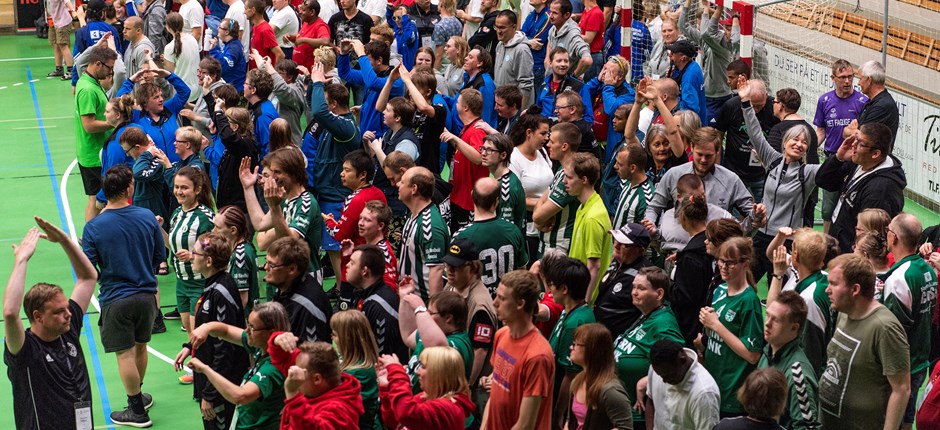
480, 146, 500, 154
191, 251, 204, 256
832, 74, 854, 81
266, 261, 287, 270
570, 342, 585, 348
718, 258, 745, 267
99, 61, 114, 75
247, 324, 268, 332
122, 145, 135, 156
554, 104, 573, 110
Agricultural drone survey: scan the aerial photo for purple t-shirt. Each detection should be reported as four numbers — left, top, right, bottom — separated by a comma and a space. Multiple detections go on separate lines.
813, 89, 868, 152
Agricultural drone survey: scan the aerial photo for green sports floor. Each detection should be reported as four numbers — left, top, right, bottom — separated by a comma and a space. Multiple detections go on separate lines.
0, 33, 938, 428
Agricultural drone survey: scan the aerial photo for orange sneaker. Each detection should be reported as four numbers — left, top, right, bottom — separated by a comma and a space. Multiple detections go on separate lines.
178, 374, 193, 385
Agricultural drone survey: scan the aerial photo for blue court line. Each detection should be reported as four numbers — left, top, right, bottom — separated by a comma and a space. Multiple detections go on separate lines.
26, 66, 114, 424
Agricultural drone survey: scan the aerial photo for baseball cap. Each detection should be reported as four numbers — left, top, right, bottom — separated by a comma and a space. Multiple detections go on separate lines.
666, 39, 698, 58
609, 223, 651, 248
443, 238, 480, 266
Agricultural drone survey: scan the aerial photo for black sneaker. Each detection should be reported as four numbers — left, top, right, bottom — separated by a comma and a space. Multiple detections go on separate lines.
110, 408, 152, 428
151, 317, 167, 334
164, 309, 181, 320
142, 393, 153, 410
61, 71, 72, 80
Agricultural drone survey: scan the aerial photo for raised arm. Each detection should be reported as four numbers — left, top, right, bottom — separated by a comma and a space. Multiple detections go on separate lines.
36, 217, 98, 313
3, 229, 40, 355
440, 129, 482, 165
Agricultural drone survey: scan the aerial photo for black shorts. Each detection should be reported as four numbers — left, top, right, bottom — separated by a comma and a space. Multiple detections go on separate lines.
99, 292, 157, 353
78, 164, 102, 196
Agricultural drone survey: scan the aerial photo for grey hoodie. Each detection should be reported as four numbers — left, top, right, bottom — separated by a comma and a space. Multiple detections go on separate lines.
124, 37, 156, 79
645, 161, 754, 224
743, 102, 821, 235
679, 2, 733, 98
548, 19, 591, 65
494, 31, 535, 105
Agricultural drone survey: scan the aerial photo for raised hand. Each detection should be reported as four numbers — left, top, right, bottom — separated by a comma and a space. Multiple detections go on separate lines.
736, 75, 751, 102
274, 331, 299, 353
238, 157, 259, 189
35, 217, 68, 244
12, 228, 40, 262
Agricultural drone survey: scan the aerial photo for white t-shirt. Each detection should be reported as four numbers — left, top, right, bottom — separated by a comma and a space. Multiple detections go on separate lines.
463, 0, 483, 38
179, 0, 205, 42
164, 33, 202, 102
270, 6, 300, 48
358, 0, 386, 22
509, 147, 553, 236
318, 0, 340, 26
224, 0, 250, 55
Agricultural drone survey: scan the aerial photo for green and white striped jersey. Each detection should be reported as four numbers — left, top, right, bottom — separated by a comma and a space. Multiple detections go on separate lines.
612, 178, 654, 229
282, 191, 323, 274
540, 170, 580, 253
496, 171, 527, 232
452, 217, 529, 296
169, 204, 215, 281
230, 240, 259, 317
882, 254, 938, 374
399, 203, 449, 301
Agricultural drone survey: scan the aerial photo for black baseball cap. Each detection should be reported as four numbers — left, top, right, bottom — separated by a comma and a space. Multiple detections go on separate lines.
443, 238, 480, 266
666, 39, 698, 58
609, 223, 651, 248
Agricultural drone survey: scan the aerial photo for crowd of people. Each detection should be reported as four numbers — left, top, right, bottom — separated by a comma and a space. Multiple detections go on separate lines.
5, 0, 940, 428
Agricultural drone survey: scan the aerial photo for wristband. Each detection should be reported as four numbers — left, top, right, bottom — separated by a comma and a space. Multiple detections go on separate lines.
182, 342, 193, 350
771, 273, 785, 281
414, 305, 427, 315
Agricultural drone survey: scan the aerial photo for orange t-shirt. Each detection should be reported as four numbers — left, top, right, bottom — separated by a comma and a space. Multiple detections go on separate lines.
486, 326, 555, 430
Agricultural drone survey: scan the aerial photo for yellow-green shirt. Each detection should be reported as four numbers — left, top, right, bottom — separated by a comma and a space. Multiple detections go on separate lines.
568, 192, 612, 304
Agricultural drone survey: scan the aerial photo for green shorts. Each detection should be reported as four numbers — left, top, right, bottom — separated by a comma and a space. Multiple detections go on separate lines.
176, 277, 205, 314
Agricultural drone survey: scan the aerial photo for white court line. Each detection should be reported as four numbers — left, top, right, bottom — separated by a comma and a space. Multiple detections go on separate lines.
12, 125, 55, 130
0, 56, 55, 62
0, 115, 72, 123
12, 82, 23, 86
61, 158, 191, 373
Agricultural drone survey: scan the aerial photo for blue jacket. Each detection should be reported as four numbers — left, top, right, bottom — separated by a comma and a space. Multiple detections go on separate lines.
521, 6, 550, 75
310, 82, 361, 203
387, 8, 420, 70
672, 60, 707, 123
337, 54, 404, 139
117, 73, 192, 163
204, 134, 223, 189
71, 21, 123, 86
210, 39, 247, 92
602, 20, 652, 83
249, 99, 279, 158
96, 123, 138, 203
584, 78, 635, 159
536, 74, 594, 123
443, 72, 497, 131
132, 151, 168, 220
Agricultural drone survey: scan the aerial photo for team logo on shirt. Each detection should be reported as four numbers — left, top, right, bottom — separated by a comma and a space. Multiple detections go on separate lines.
474, 324, 493, 343
725, 309, 736, 322
613, 283, 623, 293
45, 354, 54, 362
203, 299, 211, 312
339, 302, 348, 311
67, 342, 77, 357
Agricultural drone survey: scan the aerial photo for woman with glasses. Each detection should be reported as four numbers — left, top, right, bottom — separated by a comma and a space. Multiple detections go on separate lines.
736, 77, 822, 285
173, 232, 250, 429
613, 267, 683, 430
185, 301, 291, 430
331, 310, 384, 430
376, 346, 475, 430
697, 236, 765, 418
567, 323, 634, 430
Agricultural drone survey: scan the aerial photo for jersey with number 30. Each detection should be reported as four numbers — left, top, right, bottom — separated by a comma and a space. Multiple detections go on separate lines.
452, 217, 529, 296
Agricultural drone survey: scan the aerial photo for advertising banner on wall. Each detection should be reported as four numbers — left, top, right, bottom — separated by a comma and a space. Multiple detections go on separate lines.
764, 45, 940, 207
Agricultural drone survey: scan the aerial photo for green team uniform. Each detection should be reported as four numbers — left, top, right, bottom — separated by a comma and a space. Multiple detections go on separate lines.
282, 191, 323, 275
407, 331, 474, 392
346, 366, 382, 430
452, 217, 529, 296
758, 339, 821, 430
613, 305, 684, 425
612, 178, 654, 229
540, 170, 580, 253
496, 171, 527, 232
789, 270, 835, 376
230, 241, 259, 317
74, 73, 109, 167
236, 332, 285, 430
169, 204, 215, 311
549, 305, 596, 401
399, 203, 449, 300
703, 284, 765, 414
881, 254, 938, 375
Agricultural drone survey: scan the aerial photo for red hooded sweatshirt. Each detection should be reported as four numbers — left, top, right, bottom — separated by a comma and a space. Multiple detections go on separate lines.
379, 363, 476, 430
268, 332, 366, 430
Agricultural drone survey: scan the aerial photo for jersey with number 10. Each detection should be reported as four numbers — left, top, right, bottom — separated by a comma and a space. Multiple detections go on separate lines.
452, 217, 528, 296
399, 203, 449, 300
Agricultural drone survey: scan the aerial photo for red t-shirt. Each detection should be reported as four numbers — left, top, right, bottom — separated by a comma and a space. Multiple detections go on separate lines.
450, 119, 489, 211
292, 18, 331, 70
487, 326, 555, 430
535, 291, 563, 338
325, 185, 387, 282
579, 5, 605, 53
250, 21, 279, 70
